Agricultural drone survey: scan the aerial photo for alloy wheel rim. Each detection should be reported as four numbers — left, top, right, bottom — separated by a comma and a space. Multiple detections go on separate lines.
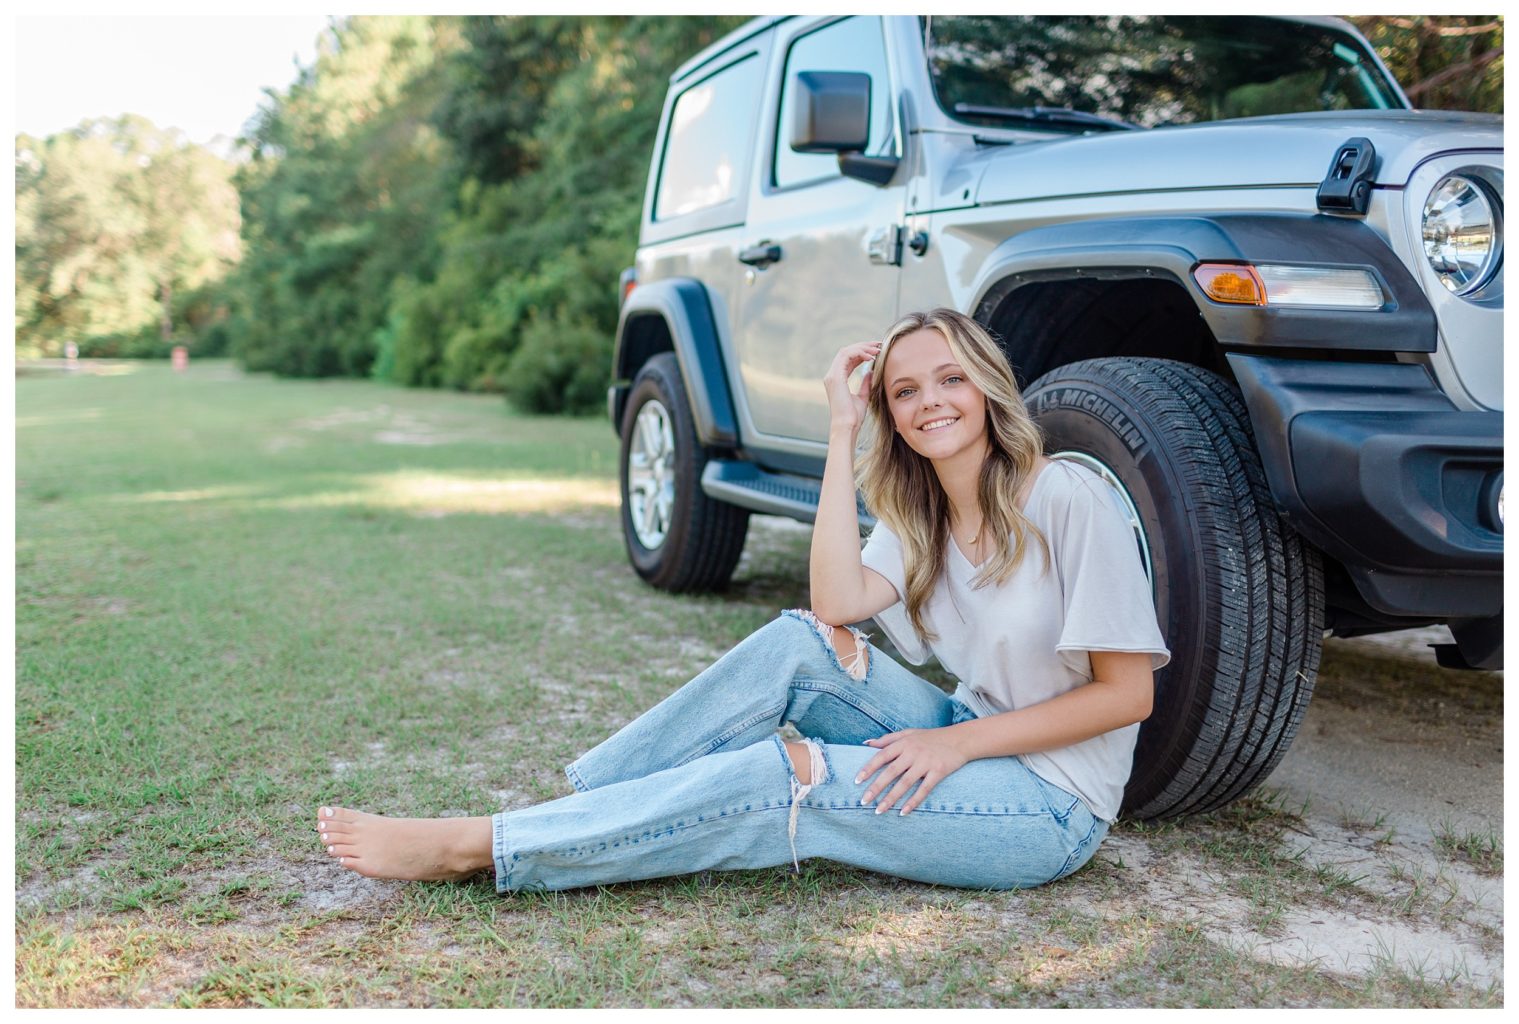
628, 400, 677, 549
1050, 450, 1155, 590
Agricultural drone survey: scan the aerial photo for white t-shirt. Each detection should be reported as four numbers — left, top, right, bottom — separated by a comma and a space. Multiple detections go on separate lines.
859, 459, 1170, 822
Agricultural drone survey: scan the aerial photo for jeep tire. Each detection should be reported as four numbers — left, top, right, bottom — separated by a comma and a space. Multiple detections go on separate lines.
1025, 357, 1325, 820
620, 353, 750, 592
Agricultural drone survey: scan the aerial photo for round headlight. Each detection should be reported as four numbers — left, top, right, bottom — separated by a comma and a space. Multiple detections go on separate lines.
1422, 175, 1500, 295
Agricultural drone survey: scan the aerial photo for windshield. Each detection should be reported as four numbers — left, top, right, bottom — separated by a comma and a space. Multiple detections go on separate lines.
923, 16, 1405, 132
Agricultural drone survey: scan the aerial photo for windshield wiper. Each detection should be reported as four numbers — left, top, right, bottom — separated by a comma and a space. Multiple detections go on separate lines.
953, 103, 1141, 132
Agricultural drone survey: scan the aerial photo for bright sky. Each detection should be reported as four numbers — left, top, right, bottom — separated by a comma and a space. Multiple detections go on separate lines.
13, 14, 335, 152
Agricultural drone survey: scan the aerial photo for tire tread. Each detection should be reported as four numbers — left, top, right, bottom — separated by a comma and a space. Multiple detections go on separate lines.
1030, 357, 1324, 820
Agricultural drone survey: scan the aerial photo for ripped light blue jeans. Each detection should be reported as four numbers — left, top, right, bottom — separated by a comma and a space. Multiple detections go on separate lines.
490, 611, 1108, 893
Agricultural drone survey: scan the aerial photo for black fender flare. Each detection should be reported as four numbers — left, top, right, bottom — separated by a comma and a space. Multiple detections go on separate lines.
611, 278, 738, 448
969, 213, 1436, 353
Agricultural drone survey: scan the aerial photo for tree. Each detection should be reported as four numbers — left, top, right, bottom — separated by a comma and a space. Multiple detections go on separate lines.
380, 15, 745, 410
1351, 16, 1502, 112
222, 15, 458, 377
429, 16, 586, 185
14, 116, 239, 358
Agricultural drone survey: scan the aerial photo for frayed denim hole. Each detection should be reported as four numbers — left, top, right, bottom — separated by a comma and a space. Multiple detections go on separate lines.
781, 608, 845, 674
783, 736, 829, 872
782, 608, 869, 681
838, 626, 871, 681
815, 741, 835, 788
849, 628, 875, 684
769, 732, 794, 775
772, 733, 829, 788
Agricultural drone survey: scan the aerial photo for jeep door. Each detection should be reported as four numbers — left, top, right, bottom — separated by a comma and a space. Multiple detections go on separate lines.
637, 34, 772, 382
733, 15, 907, 454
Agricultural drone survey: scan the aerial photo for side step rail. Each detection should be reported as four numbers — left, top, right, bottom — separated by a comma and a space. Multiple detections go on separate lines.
701, 460, 873, 529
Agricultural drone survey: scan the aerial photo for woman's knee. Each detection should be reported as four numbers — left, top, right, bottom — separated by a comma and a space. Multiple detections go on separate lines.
782, 740, 815, 785
779, 608, 870, 680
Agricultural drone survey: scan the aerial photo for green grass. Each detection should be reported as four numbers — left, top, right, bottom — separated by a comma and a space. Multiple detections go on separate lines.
14, 360, 1502, 1008
1433, 823, 1503, 877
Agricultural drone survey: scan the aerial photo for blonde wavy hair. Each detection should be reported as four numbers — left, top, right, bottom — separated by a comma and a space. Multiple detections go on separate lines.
856, 308, 1049, 643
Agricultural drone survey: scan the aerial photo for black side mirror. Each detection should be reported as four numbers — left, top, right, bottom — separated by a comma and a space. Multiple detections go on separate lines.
789, 70, 899, 186
790, 70, 871, 153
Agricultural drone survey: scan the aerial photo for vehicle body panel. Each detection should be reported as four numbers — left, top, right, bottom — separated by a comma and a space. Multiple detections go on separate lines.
732, 16, 905, 447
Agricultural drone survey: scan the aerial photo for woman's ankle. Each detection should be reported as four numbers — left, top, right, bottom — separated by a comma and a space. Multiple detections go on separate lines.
445, 816, 497, 874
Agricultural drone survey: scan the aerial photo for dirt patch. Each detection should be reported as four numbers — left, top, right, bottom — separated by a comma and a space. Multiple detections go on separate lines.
262, 435, 305, 453
16, 857, 112, 915
15, 359, 139, 378
1072, 821, 1501, 990
1056, 632, 1504, 992
1271, 637, 1501, 842
289, 404, 494, 449
374, 430, 451, 446
297, 868, 404, 915
294, 406, 394, 431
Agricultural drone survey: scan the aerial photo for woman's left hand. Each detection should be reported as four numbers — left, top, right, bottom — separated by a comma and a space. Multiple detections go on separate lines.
856, 728, 968, 816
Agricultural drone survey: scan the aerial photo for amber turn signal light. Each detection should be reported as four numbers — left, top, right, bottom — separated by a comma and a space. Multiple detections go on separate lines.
1193, 263, 1265, 305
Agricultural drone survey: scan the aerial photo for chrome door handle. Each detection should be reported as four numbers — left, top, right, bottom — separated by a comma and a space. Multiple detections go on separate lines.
867, 225, 902, 266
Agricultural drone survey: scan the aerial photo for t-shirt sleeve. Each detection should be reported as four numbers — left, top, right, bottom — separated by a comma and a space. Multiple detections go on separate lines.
1051, 473, 1171, 678
859, 521, 931, 665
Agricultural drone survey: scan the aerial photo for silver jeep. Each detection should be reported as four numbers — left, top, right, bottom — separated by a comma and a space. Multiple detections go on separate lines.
607, 15, 1503, 819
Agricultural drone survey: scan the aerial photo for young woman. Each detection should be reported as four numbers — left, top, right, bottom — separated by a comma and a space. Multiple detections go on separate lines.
314, 308, 1169, 891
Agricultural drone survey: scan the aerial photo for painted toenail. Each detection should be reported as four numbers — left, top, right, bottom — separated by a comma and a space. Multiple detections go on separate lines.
327, 845, 333, 853
322, 807, 332, 817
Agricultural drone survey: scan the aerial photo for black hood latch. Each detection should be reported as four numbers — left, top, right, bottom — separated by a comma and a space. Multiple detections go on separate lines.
1317, 137, 1378, 216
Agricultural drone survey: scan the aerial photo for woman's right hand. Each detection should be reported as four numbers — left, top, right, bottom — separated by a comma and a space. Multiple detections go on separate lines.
822, 340, 882, 434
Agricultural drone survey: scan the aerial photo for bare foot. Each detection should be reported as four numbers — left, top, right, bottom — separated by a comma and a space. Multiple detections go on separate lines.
315, 806, 494, 881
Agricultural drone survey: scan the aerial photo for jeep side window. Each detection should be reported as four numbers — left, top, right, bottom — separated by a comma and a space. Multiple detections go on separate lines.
654, 54, 764, 220
773, 16, 894, 190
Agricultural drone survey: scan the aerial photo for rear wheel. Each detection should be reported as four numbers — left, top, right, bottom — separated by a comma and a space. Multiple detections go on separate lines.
1026, 357, 1324, 820
619, 353, 749, 592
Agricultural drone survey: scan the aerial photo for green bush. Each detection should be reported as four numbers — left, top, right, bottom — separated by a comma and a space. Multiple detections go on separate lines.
195, 320, 233, 358
73, 327, 176, 360
383, 279, 448, 387
503, 311, 610, 415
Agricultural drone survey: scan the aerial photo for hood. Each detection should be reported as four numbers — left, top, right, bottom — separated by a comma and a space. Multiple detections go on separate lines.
971, 110, 1503, 206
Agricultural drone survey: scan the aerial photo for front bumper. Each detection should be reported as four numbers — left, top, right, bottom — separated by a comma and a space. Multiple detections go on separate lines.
1230, 355, 1502, 664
